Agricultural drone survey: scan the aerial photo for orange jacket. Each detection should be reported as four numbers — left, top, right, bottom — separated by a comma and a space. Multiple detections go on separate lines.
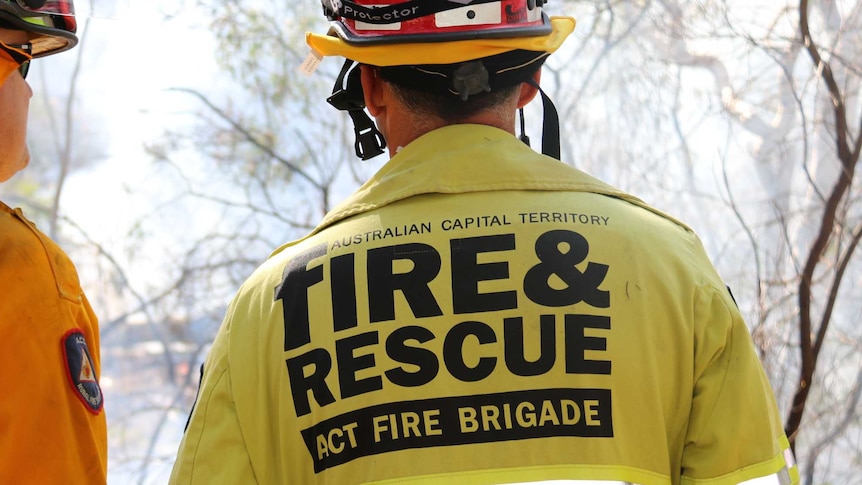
0, 201, 107, 483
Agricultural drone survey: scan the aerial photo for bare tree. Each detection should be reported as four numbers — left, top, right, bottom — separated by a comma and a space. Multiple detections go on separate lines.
88, 0, 385, 481
790, 0, 860, 448
554, 0, 861, 481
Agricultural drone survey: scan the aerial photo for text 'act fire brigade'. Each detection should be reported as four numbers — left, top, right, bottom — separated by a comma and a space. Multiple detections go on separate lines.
274, 219, 615, 472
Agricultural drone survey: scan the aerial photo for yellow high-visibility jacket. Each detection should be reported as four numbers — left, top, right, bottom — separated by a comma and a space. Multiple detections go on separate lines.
0, 201, 107, 484
171, 125, 798, 485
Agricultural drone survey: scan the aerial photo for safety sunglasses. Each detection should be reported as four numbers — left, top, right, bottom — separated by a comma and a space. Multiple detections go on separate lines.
0, 41, 32, 79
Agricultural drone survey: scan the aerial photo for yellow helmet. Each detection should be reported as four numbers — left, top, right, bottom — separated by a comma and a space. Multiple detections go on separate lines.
307, 0, 574, 67
306, 0, 575, 160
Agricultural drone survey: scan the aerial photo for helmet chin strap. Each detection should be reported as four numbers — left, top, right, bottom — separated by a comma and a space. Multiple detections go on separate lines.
328, 59, 387, 160
329, 60, 561, 162
520, 78, 561, 161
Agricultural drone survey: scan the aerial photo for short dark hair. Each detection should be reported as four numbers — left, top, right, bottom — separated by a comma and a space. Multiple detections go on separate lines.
384, 81, 520, 123
375, 49, 547, 123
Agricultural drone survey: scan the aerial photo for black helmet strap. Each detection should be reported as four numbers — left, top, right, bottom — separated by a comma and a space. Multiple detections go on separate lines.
327, 59, 387, 160
328, 59, 560, 162
516, 78, 561, 161
529, 78, 560, 160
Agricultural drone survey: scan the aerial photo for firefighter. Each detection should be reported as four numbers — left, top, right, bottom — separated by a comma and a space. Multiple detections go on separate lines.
0, 1, 106, 483
171, 0, 798, 483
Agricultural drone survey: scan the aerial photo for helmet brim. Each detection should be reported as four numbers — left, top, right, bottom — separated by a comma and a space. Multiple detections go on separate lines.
0, 11, 77, 57
306, 16, 575, 67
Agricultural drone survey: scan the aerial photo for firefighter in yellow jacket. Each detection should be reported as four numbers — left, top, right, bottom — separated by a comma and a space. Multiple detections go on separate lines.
171, 0, 799, 483
0, 1, 106, 483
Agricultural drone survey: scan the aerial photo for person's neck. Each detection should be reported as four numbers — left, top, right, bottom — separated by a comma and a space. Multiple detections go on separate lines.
384, 111, 516, 156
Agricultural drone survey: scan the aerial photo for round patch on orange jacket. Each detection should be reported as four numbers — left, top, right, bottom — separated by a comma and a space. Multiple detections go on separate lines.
62, 329, 103, 414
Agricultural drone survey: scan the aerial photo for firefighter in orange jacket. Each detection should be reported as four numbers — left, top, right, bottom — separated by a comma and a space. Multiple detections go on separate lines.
0, 1, 106, 483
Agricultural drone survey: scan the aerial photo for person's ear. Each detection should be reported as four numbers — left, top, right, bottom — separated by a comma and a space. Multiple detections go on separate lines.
360, 65, 385, 117
516, 69, 541, 109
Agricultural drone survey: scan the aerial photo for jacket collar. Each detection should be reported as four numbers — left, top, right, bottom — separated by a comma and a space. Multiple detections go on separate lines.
313, 124, 639, 234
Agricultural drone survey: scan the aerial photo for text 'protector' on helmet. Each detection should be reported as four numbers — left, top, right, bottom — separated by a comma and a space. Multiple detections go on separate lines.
324, 0, 551, 44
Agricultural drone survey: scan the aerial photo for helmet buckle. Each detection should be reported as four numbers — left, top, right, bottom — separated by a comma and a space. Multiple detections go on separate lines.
328, 60, 387, 160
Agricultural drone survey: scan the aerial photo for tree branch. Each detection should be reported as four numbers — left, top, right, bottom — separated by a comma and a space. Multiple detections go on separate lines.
786, 0, 861, 450
168, 87, 325, 192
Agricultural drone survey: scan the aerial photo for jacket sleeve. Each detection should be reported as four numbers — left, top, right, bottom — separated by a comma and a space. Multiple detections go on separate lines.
0, 210, 107, 483
680, 285, 798, 485
169, 316, 258, 484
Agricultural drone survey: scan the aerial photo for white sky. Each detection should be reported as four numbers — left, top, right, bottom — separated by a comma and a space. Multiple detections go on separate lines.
31, 3, 224, 482
59, 0, 220, 238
